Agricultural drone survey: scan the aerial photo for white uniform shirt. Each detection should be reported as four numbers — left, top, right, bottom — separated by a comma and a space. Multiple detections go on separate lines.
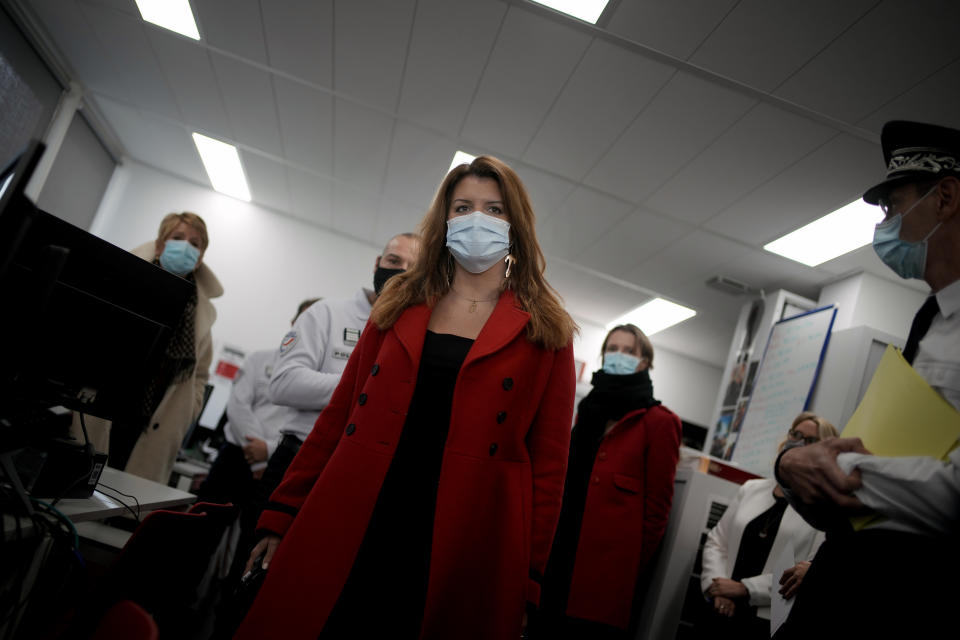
224, 349, 295, 466
268, 288, 372, 439
838, 278, 960, 535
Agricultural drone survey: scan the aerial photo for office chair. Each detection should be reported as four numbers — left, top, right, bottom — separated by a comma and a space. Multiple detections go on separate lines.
90, 600, 158, 640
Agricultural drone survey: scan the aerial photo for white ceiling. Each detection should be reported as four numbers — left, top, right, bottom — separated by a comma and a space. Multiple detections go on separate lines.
13, 0, 960, 367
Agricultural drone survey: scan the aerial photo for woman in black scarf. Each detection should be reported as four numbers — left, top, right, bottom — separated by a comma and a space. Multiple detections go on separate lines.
530, 324, 682, 639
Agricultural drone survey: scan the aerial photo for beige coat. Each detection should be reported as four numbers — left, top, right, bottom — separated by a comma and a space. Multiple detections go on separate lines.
72, 242, 222, 483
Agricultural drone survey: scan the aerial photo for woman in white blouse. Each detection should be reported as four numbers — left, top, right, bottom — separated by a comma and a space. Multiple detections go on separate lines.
698, 412, 838, 639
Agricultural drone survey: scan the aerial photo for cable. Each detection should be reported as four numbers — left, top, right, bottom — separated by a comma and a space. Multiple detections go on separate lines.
96, 481, 141, 521
28, 497, 79, 550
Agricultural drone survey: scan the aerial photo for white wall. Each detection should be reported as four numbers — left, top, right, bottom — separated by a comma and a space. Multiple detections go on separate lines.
818, 271, 928, 340
574, 320, 721, 427
91, 161, 387, 354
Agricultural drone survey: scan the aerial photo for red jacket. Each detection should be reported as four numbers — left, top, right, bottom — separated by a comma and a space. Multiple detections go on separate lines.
235, 290, 575, 640
565, 404, 681, 629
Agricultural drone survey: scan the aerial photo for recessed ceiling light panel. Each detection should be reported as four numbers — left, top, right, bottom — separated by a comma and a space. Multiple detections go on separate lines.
135, 0, 200, 40
529, 0, 610, 24
764, 199, 884, 267
448, 150, 476, 173
607, 298, 697, 336
192, 133, 251, 202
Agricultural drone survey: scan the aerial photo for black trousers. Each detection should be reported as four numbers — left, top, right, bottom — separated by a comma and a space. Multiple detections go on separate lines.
773, 528, 956, 639
196, 442, 255, 509
250, 433, 304, 513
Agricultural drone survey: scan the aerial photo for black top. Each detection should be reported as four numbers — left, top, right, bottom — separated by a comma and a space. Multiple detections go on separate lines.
321, 330, 473, 638
731, 492, 789, 585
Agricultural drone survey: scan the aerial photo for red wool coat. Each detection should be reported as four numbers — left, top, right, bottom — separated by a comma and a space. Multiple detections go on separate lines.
235, 290, 575, 640
565, 404, 681, 629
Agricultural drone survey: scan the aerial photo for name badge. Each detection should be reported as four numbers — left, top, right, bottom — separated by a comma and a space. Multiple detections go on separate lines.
343, 328, 361, 346
332, 349, 353, 361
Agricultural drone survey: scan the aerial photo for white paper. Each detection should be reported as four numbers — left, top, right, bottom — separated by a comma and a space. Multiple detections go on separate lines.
770, 539, 796, 637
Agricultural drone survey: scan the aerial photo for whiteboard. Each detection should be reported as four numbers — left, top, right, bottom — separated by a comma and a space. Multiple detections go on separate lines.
731, 305, 836, 476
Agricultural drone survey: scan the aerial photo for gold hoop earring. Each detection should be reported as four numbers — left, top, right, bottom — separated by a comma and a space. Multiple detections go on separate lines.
504, 254, 516, 278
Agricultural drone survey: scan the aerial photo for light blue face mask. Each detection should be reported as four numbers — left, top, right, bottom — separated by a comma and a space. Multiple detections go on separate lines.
446, 211, 511, 274
159, 239, 201, 276
872, 186, 941, 280
602, 351, 641, 375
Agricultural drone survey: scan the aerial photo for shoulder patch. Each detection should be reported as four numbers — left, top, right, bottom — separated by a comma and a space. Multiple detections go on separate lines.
279, 330, 298, 355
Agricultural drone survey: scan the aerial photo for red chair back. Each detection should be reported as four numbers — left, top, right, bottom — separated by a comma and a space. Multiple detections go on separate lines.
91, 600, 158, 640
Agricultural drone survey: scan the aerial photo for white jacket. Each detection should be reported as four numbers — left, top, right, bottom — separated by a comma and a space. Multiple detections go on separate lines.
267, 288, 372, 438
224, 349, 296, 462
700, 478, 824, 620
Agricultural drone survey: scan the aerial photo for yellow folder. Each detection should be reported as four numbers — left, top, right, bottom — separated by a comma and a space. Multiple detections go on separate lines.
841, 344, 960, 529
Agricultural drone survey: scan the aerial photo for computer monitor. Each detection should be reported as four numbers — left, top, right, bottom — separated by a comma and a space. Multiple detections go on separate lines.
0, 140, 195, 447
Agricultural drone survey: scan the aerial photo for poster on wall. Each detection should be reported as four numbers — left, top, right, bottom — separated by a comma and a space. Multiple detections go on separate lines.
730, 305, 836, 476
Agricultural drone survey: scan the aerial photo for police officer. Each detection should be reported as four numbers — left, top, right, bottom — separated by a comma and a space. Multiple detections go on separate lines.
256, 232, 419, 503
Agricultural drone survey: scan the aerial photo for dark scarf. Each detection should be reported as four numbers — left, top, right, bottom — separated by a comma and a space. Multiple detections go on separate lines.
138, 270, 198, 421
572, 368, 659, 446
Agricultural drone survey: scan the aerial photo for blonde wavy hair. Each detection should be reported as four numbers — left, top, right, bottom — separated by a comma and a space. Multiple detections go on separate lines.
371, 155, 576, 350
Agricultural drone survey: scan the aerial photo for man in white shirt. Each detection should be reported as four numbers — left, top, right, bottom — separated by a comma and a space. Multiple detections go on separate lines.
774, 121, 960, 637
254, 232, 419, 509
197, 298, 319, 507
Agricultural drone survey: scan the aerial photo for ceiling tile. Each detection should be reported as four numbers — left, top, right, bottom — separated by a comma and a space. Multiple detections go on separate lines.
513, 163, 578, 225
334, 0, 416, 111
146, 29, 228, 135
242, 150, 291, 213
382, 121, 455, 212
577, 208, 691, 277
30, 0, 122, 99
584, 71, 756, 204
261, 0, 333, 88
606, 0, 739, 60
689, 0, 876, 92
274, 77, 334, 176
460, 6, 592, 158
332, 182, 380, 242
856, 58, 960, 133
538, 188, 632, 260
645, 103, 838, 224
194, 0, 268, 64
79, 2, 181, 119
625, 229, 750, 294
545, 259, 654, 329
704, 133, 880, 245
397, 0, 506, 137
287, 165, 334, 227
774, 1, 960, 123
523, 39, 675, 180
209, 52, 284, 156
332, 98, 395, 187
93, 94, 204, 182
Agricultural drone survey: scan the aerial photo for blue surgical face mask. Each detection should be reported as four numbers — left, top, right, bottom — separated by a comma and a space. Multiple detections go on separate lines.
602, 351, 641, 375
446, 211, 511, 274
159, 239, 201, 276
872, 186, 941, 280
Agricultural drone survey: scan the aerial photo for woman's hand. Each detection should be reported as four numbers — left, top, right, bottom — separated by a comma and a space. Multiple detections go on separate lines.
713, 595, 736, 617
778, 561, 811, 600
245, 534, 281, 574
708, 577, 748, 600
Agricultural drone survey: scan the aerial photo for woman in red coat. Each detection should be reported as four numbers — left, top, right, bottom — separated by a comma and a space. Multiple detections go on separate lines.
530, 324, 682, 639
235, 156, 577, 640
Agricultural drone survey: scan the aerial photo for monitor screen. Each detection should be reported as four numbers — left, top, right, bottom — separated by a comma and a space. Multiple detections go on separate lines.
0, 141, 194, 431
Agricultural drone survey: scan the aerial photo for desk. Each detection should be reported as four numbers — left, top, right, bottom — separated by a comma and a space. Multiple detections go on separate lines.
57, 466, 196, 523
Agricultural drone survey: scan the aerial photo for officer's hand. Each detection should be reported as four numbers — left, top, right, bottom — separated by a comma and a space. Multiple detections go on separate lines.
779, 438, 869, 509
243, 436, 269, 463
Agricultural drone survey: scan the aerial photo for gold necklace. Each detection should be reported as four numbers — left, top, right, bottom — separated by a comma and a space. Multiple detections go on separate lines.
450, 288, 498, 313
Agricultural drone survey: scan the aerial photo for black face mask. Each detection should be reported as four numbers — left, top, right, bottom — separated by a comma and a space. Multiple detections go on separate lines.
374, 266, 405, 295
